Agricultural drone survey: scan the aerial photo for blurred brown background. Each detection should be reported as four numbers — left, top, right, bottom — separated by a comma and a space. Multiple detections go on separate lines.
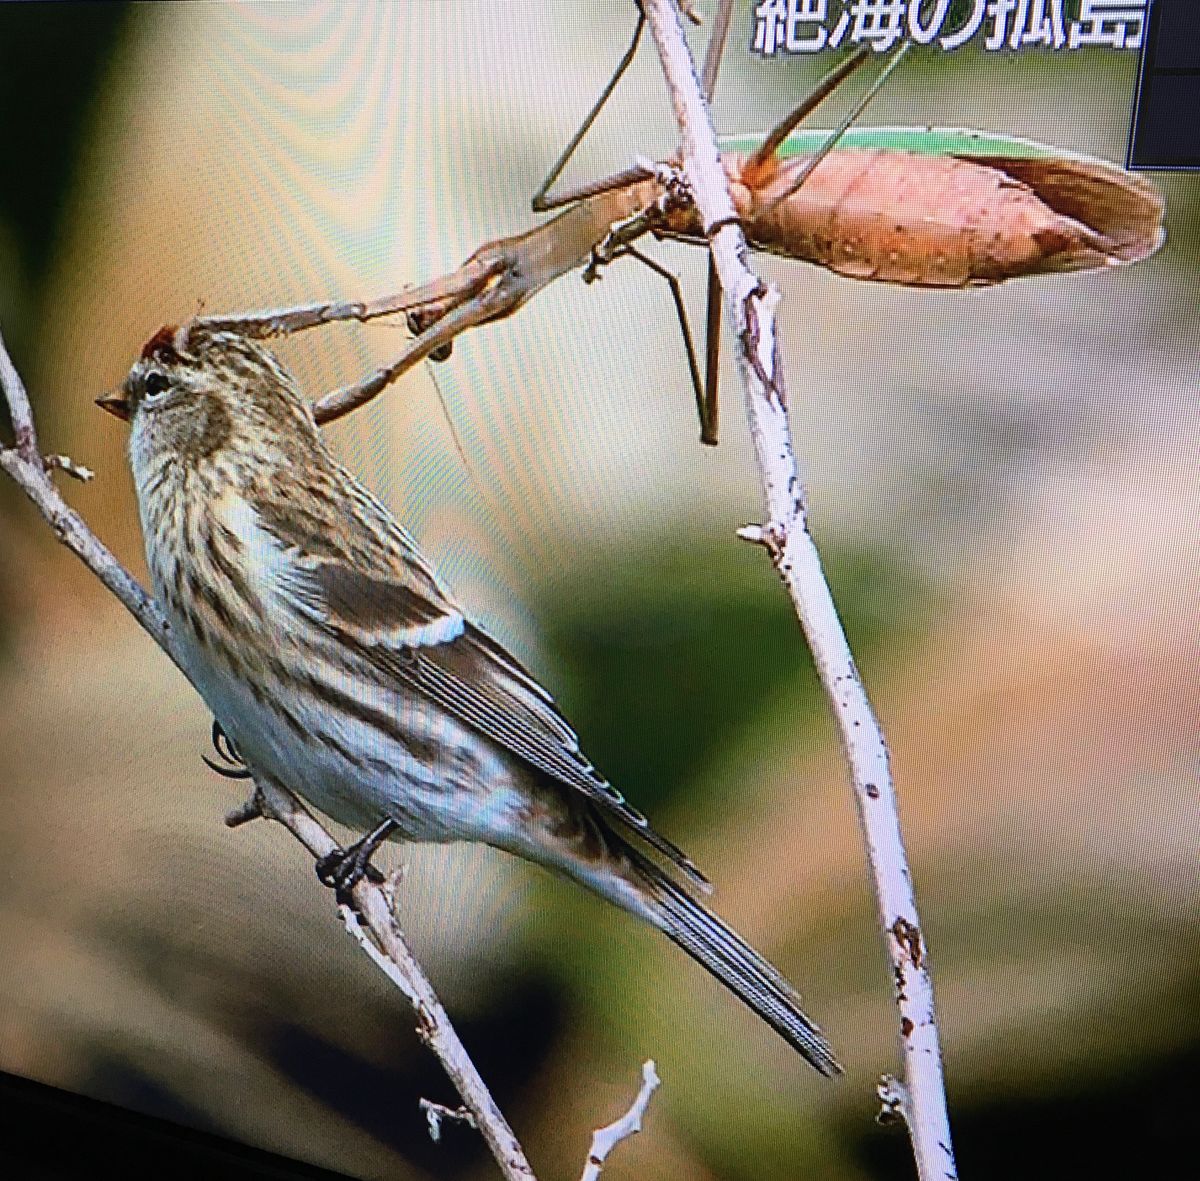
1, 3, 1196, 1179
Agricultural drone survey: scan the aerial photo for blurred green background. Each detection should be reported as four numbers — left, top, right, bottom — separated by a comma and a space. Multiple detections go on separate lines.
1, 3, 1196, 1180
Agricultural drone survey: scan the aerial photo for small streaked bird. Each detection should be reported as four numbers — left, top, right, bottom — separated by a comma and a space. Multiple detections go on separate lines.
97, 323, 840, 1075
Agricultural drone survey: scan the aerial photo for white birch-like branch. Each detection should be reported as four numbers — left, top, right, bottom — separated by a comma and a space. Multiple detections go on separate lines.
640, 5, 959, 1180
0, 326, 537, 1181
579, 1060, 660, 1181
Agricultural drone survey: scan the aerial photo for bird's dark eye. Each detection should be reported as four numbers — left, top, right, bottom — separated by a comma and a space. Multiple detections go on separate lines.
144, 372, 170, 398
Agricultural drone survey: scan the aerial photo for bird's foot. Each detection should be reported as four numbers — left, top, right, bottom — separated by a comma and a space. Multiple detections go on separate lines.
315, 817, 398, 903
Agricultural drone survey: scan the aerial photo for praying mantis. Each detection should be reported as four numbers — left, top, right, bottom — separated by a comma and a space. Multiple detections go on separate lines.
190, 3, 1164, 444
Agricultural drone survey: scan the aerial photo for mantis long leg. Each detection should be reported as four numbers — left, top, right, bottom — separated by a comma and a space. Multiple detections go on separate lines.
699, 0, 735, 103
697, 0, 736, 445
531, 6, 646, 213
615, 245, 711, 442
191, 257, 505, 343
745, 47, 872, 176
527, 1, 737, 213
527, 0, 743, 441
527, 12, 902, 444
692, 39, 911, 438
700, 43, 875, 442
702, 254, 721, 445
532, 1, 712, 213
703, 6, 938, 427
763, 39, 914, 211
748, 0, 943, 179
310, 274, 519, 424
688, 38, 913, 442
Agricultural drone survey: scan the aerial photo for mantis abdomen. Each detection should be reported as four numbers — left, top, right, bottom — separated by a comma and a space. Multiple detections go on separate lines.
698, 131, 1165, 288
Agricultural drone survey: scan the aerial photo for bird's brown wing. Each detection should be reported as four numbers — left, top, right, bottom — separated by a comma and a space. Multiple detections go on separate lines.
395, 623, 711, 892
272, 530, 710, 892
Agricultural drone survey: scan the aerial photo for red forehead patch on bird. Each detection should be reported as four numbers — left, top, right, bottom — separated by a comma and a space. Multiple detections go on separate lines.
141, 324, 181, 363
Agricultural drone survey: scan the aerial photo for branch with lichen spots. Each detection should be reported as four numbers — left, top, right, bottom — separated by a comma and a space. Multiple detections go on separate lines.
639, 4, 958, 1179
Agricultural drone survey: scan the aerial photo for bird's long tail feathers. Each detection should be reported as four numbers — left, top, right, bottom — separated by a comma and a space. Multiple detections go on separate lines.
623, 839, 842, 1077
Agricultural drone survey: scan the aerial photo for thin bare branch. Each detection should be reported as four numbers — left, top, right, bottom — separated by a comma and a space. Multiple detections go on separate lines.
43, 453, 95, 482
0, 331, 37, 459
579, 1061, 660, 1181
640, 5, 958, 1180
335, 896, 533, 1180
0, 325, 537, 1181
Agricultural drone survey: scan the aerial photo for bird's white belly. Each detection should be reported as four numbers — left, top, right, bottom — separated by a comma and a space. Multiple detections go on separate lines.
168, 616, 528, 844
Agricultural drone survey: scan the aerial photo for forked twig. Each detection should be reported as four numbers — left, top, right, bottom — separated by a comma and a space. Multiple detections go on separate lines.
580, 1061, 660, 1181
419, 1098, 477, 1143
640, 4, 959, 1180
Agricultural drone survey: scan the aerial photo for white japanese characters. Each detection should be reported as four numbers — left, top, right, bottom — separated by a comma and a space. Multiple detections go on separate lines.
751, 0, 1146, 55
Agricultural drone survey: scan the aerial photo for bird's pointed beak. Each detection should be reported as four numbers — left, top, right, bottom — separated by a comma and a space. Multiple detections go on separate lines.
95, 390, 131, 422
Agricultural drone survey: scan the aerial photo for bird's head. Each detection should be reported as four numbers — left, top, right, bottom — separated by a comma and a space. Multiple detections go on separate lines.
99, 323, 322, 478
